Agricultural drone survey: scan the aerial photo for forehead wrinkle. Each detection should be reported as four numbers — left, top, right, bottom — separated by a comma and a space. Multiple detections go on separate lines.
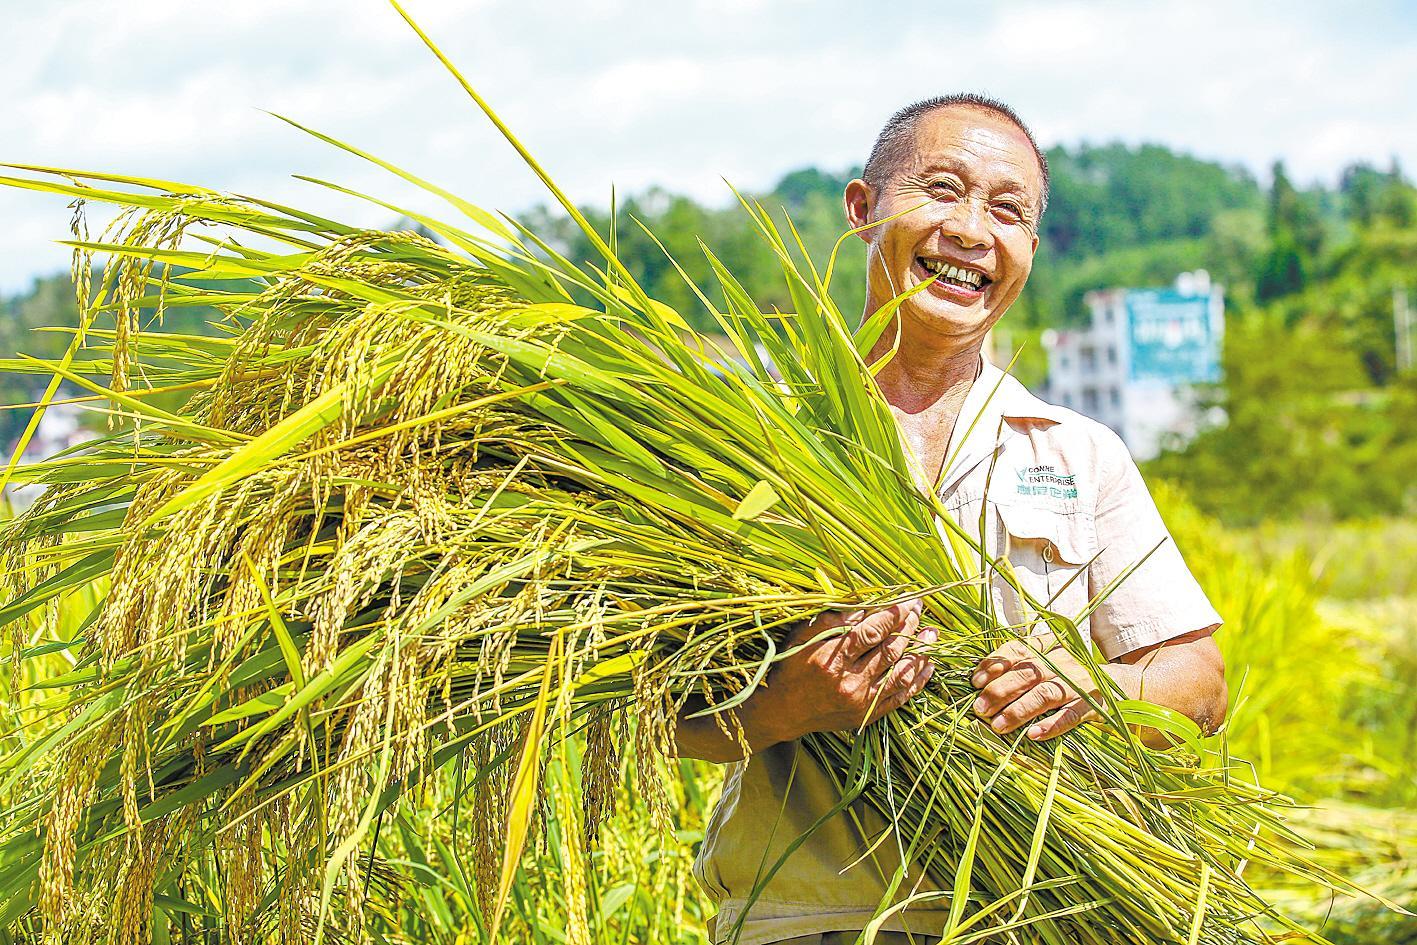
909, 115, 1045, 200
910, 155, 1035, 198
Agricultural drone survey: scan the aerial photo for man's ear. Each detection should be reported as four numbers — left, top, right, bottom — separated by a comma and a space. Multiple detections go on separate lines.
843, 179, 876, 243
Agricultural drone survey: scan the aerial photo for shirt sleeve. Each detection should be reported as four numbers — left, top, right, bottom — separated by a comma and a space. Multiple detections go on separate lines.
1086, 426, 1223, 660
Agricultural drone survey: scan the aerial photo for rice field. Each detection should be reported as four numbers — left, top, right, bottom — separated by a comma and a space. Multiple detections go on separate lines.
0, 8, 1413, 943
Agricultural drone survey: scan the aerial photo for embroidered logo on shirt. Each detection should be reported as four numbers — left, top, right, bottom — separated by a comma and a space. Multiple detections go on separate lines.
1016, 464, 1078, 499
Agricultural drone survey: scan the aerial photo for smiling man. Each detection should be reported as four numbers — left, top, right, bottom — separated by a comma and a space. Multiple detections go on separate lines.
675, 94, 1227, 945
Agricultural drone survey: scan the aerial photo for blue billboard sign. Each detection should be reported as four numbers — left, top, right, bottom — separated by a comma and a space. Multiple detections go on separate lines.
1124, 289, 1221, 384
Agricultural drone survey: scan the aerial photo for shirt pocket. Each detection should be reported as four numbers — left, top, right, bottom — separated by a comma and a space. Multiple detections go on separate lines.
992, 501, 1096, 630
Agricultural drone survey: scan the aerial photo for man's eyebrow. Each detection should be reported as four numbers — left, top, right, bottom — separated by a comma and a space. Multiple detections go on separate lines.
914, 159, 968, 178
913, 161, 1033, 197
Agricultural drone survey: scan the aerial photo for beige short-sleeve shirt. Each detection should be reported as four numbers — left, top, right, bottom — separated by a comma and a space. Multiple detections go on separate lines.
693, 357, 1223, 945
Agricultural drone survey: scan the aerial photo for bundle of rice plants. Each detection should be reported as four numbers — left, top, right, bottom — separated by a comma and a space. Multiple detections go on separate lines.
0, 7, 1401, 944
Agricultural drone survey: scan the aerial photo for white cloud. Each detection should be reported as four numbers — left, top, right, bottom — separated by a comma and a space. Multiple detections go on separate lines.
1, 0, 1414, 293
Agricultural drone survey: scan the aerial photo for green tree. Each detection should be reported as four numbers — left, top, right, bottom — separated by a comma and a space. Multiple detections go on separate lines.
1256, 161, 1326, 303
1148, 314, 1393, 524
1, 275, 83, 449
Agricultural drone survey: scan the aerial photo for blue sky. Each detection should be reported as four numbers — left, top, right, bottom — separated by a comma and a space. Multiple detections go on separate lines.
2, 0, 1415, 292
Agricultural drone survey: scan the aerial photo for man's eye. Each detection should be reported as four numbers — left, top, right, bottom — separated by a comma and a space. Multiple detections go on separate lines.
993, 201, 1024, 220
928, 180, 961, 196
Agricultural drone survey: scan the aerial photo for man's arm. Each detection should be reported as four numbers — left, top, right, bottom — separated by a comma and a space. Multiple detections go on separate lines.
969, 626, 1226, 748
675, 600, 937, 763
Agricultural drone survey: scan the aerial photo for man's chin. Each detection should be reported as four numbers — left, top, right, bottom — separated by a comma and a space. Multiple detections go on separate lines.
901, 301, 997, 341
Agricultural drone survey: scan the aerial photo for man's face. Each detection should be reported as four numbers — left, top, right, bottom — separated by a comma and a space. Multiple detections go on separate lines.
846, 106, 1043, 348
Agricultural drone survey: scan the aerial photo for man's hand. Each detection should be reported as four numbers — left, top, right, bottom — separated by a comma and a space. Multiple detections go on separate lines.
971, 627, 1228, 745
674, 599, 937, 762
971, 633, 1101, 741
765, 599, 937, 739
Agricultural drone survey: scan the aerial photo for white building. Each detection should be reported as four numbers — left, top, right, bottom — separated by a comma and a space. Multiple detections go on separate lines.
1042, 270, 1224, 460
1, 400, 91, 511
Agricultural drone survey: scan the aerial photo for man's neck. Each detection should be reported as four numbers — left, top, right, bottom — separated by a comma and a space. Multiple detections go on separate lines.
867, 324, 986, 490
870, 334, 984, 419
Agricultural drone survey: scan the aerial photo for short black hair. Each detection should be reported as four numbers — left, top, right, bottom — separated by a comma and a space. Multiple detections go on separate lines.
862, 93, 1050, 217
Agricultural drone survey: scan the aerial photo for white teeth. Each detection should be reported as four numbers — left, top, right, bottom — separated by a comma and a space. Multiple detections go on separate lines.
921, 258, 984, 287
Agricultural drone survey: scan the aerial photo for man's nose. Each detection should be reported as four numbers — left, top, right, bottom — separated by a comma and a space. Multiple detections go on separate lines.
938, 195, 990, 250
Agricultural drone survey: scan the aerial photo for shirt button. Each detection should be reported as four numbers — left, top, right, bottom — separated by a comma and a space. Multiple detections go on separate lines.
1042, 544, 1055, 563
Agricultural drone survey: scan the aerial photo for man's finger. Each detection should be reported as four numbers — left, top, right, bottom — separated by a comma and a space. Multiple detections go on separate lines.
970, 638, 1036, 688
856, 607, 921, 675
889, 623, 938, 688
885, 638, 934, 691
841, 600, 916, 662
988, 678, 1074, 735
971, 632, 1058, 688
870, 651, 935, 723
885, 660, 933, 714
900, 630, 938, 695
973, 660, 1050, 718
881, 607, 923, 664
1024, 698, 1098, 741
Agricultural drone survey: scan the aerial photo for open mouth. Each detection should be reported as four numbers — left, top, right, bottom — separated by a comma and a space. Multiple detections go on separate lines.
917, 257, 990, 293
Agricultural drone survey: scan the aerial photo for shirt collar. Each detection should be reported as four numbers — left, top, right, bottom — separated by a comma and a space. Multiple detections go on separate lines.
937, 355, 1069, 494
